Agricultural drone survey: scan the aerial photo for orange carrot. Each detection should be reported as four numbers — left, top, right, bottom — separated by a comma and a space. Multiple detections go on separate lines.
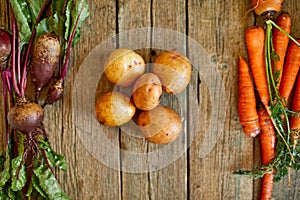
272, 13, 292, 87
238, 57, 260, 137
245, 26, 270, 107
260, 171, 274, 200
258, 107, 276, 165
290, 75, 300, 131
279, 39, 300, 106
258, 107, 276, 200
251, 0, 284, 17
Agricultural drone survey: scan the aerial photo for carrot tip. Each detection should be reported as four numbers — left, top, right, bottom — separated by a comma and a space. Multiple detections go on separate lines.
241, 120, 260, 137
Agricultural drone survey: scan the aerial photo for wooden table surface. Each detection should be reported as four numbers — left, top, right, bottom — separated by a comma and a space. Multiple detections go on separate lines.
1, 0, 300, 199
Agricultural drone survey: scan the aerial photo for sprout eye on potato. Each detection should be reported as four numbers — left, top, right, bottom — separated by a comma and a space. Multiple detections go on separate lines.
153, 50, 192, 94
104, 48, 146, 87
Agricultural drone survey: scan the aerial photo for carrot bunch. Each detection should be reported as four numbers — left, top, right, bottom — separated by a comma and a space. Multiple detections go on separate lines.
237, 6, 300, 199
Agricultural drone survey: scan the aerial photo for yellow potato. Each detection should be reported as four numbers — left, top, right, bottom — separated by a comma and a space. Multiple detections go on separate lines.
95, 91, 136, 126
152, 50, 192, 94
104, 48, 145, 87
137, 106, 182, 144
132, 73, 162, 111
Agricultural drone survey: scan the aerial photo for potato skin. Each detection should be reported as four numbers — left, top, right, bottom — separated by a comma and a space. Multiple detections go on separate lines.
31, 33, 60, 91
137, 106, 182, 144
153, 50, 192, 94
95, 91, 136, 126
132, 73, 162, 111
104, 48, 145, 87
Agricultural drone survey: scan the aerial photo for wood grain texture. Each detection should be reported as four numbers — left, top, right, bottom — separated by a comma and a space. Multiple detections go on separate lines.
0, 0, 299, 199
187, 1, 255, 199
149, 0, 188, 199
117, 0, 151, 199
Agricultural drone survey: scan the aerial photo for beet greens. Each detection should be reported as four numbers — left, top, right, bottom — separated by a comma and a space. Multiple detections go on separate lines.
0, 0, 89, 199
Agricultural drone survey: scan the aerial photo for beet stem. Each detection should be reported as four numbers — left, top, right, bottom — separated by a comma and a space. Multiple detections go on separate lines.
11, 15, 21, 97
1, 71, 9, 147
20, 0, 51, 97
42, 148, 55, 175
20, 29, 35, 97
17, 31, 21, 86
60, 7, 84, 79
5, 70, 12, 92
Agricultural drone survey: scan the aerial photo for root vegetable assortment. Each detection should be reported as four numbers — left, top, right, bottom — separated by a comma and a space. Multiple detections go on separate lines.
0, 0, 89, 199
236, 1, 300, 199
95, 49, 191, 144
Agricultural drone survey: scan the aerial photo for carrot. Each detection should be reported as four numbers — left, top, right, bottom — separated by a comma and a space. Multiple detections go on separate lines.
290, 75, 300, 131
272, 13, 292, 87
279, 39, 300, 106
260, 171, 274, 200
258, 107, 276, 165
238, 57, 260, 137
258, 107, 276, 200
251, 0, 284, 17
245, 26, 270, 107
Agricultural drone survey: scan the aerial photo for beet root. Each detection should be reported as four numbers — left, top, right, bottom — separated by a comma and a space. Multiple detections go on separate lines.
7, 97, 44, 134
0, 29, 12, 67
30, 33, 60, 92
43, 78, 64, 107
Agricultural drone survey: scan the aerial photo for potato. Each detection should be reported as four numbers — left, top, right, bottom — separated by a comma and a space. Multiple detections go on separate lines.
104, 48, 145, 87
152, 50, 192, 94
137, 106, 182, 144
95, 91, 136, 126
132, 73, 162, 111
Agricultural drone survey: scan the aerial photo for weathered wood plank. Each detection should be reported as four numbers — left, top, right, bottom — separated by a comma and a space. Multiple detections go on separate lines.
187, 0, 255, 199
148, 0, 188, 200
118, 0, 188, 199
117, 0, 152, 199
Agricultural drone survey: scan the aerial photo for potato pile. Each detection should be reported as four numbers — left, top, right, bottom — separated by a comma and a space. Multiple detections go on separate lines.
95, 48, 192, 144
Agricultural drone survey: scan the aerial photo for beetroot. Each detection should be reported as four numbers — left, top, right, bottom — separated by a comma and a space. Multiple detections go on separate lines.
0, 29, 12, 67
43, 78, 64, 107
30, 33, 60, 93
7, 97, 44, 134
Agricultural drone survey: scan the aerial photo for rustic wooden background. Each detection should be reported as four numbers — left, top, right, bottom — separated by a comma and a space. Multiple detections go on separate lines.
1, 0, 300, 199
